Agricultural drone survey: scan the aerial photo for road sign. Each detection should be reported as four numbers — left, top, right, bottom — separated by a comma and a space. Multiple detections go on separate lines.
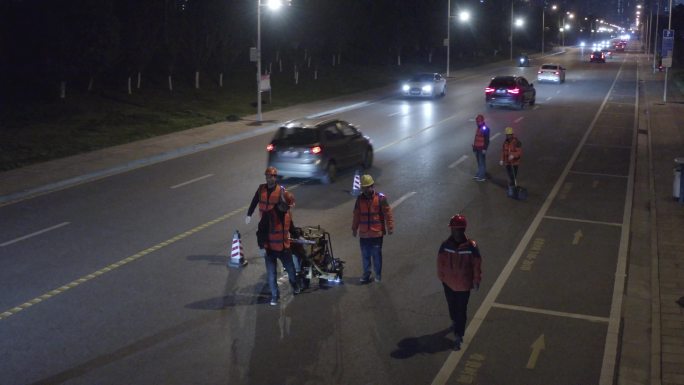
662, 29, 674, 58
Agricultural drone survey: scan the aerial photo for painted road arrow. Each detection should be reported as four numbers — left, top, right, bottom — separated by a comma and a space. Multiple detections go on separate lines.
526, 334, 546, 369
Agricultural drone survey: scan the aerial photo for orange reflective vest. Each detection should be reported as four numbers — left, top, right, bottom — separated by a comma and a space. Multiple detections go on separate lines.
265, 210, 292, 251
352, 192, 394, 238
473, 125, 488, 150
258, 184, 283, 215
501, 137, 522, 166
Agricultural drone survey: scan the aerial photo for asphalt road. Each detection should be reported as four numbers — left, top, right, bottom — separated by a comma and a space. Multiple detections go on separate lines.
0, 48, 637, 385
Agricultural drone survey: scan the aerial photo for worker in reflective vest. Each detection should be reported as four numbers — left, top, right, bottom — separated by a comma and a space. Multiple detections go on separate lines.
352, 174, 394, 284
499, 126, 523, 194
257, 191, 300, 306
437, 214, 482, 351
245, 166, 285, 224
472, 114, 490, 182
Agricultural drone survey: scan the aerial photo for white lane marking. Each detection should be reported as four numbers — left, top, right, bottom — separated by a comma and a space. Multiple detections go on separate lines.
568, 170, 628, 178
546, 97, 553, 101
514, 116, 524, 123
1, 222, 71, 247
390, 191, 416, 209
583, 143, 632, 149
490, 132, 502, 141
376, 115, 460, 153
492, 303, 610, 323
448, 155, 469, 169
306, 101, 372, 119
543, 215, 623, 227
388, 111, 401, 117
170, 174, 214, 189
431, 58, 630, 385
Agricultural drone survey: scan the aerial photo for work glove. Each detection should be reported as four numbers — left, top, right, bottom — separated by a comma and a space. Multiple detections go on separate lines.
258, 248, 266, 257
508, 154, 515, 160
473, 283, 480, 291
499, 160, 504, 166
352, 230, 357, 238
245, 216, 251, 225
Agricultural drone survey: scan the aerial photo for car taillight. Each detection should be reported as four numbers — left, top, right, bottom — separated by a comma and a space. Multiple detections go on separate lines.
507, 88, 520, 94
537, 71, 542, 74
311, 146, 322, 154
485, 87, 495, 94
266, 143, 275, 152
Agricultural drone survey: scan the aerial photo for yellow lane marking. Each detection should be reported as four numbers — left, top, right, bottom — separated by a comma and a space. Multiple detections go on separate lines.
0, 206, 245, 321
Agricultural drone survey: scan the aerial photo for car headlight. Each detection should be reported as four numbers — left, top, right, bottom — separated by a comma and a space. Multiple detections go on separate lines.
422, 85, 433, 93
402, 84, 410, 92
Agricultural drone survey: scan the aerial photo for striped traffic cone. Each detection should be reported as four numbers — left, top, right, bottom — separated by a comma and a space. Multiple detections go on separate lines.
351, 170, 361, 196
228, 230, 248, 268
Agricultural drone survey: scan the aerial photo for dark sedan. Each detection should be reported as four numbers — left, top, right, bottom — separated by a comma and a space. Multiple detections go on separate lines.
266, 118, 373, 184
485, 76, 536, 110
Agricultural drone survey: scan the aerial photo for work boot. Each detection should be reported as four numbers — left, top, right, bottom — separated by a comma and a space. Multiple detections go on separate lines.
453, 336, 463, 351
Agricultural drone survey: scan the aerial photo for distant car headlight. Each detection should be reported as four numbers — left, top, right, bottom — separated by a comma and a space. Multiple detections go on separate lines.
402, 84, 410, 92
422, 85, 433, 93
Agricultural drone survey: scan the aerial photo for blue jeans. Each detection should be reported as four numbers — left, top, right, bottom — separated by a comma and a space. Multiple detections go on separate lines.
360, 237, 383, 280
265, 250, 298, 300
475, 150, 487, 179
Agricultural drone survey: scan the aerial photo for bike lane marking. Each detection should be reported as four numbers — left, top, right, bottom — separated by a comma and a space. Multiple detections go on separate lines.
431, 58, 635, 385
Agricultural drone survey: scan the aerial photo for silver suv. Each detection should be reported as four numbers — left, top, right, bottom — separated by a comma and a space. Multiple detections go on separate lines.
266, 118, 373, 184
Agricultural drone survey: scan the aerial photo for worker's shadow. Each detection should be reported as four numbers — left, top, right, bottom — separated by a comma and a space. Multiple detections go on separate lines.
390, 328, 454, 359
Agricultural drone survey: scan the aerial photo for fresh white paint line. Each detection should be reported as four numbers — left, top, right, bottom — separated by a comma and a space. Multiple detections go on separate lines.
431, 60, 629, 385
170, 174, 214, 189
569, 170, 628, 178
376, 115, 460, 153
514, 116, 524, 123
391, 191, 416, 209
448, 155, 469, 169
1, 222, 71, 247
490, 133, 502, 141
543, 215, 623, 227
492, 303, 610, 323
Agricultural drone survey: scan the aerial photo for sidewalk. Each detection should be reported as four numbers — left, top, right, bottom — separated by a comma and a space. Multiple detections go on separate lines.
618, 56, 684, 385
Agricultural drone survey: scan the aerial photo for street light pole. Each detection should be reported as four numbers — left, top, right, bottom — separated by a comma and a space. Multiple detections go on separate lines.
541, 7, 545, 56
256, 0, 262, 122
446, 0, 451, 77
510, 0, 514, 61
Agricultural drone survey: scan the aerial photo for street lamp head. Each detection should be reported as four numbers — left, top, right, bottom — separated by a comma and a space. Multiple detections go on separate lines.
551, 5, 557, 10
266, 0, 283, 11
458, 11, 470, 22
515, 18, 524, 27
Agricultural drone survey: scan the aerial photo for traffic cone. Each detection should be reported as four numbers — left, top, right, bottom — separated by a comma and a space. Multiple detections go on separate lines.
351, 170, 361, 196
228, 230, 248, 268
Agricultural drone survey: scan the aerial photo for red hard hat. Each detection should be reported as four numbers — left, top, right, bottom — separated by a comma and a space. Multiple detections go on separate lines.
475, 114, 485, 124
264, 166, 278, 176
449, 214, 467, 229
282, 191, 295, 207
